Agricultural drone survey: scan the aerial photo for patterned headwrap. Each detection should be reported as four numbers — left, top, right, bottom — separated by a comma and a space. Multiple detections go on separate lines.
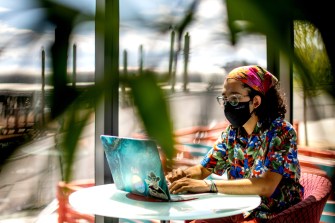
226, 65, 278, 95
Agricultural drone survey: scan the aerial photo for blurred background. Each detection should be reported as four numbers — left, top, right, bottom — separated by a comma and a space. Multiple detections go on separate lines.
0, 0, 334, 222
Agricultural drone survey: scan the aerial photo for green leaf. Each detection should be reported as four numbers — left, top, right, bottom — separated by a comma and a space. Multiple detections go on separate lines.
126, 73, 176, 161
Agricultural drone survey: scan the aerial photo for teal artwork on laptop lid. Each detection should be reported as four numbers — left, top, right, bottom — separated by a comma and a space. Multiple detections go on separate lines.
100, 135, 171, 201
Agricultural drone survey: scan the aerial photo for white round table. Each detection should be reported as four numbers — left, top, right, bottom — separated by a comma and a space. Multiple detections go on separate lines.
69, 184, 261, 222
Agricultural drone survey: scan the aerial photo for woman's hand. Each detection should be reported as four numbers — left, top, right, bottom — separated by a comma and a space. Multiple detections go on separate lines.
168, 177, 210, 194
166, 168, 188, 183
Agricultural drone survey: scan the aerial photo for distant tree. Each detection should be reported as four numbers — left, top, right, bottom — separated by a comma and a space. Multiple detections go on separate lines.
294, 21, 332, 145
294, 21, 332, 95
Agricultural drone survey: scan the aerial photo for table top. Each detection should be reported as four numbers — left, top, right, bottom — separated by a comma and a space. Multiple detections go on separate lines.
69, 184, 261, 221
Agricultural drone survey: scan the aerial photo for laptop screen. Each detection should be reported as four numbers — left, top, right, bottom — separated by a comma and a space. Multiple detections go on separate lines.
100, 135, 171, 201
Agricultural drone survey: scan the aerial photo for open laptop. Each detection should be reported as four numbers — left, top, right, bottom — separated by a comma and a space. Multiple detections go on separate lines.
100, 135, 215, 202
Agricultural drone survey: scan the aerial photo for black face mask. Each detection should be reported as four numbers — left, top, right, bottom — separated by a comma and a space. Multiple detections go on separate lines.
224, 101, 252, 128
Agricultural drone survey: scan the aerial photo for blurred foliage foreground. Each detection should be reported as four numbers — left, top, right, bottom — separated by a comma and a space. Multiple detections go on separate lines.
0, 0, 334, 184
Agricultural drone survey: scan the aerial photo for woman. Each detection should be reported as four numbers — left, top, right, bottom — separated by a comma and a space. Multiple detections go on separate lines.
166, 65, 304, 223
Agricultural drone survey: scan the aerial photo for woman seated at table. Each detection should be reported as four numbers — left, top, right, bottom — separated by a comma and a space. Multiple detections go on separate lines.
166, 65, 304, 223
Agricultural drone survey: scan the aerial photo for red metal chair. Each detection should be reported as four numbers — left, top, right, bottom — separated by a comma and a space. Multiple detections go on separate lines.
268, 172, 332, 223
57, 179, 95, 223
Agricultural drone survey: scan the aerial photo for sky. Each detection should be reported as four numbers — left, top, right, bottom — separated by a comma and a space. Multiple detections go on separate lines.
0, 0, 266, 78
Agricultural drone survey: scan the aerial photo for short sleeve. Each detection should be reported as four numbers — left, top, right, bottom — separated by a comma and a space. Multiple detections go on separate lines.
200, 129, 232, 176
265, 120, 300, 180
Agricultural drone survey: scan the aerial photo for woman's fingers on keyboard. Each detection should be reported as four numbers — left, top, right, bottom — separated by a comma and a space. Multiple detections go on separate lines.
166, 168, 185, 182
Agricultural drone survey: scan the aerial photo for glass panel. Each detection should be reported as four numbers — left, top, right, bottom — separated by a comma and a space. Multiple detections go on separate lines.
119, 0, 267, 139
293, 20, 335, 147
0, 0, 96, 221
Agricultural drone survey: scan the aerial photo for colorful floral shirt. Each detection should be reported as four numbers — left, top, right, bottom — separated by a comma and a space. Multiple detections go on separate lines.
200, 117, 304, 220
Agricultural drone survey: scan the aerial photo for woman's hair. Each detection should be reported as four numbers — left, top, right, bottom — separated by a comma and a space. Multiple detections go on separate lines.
244, 83, 287, 129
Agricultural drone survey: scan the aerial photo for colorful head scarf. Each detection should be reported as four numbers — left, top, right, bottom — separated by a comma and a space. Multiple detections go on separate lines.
226, 65, 278, 95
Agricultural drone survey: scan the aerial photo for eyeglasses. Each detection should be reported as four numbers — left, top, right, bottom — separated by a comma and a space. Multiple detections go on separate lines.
216, 94, 249, 107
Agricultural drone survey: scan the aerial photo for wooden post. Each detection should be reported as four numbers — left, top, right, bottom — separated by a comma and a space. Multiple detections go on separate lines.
183, 32, 190, 92
139, 44, 143, 75
41, 47, 45, 126
72, 43, 77, 87
169, 30, 175, 85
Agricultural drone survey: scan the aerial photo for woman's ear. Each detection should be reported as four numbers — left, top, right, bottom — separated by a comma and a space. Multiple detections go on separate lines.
253, 95, 262, 109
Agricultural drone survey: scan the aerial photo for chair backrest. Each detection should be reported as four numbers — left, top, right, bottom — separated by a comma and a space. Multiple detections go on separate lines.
268, 172, 332, 223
